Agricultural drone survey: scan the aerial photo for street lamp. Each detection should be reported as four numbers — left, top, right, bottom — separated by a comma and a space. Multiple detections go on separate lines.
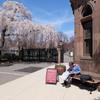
58, 40, 63, 64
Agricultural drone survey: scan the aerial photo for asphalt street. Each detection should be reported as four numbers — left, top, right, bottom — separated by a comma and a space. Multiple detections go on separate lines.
0, 53, 73, 85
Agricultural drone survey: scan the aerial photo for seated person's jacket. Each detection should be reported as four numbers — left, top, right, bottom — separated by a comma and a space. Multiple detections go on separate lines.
67, 64, 82, 74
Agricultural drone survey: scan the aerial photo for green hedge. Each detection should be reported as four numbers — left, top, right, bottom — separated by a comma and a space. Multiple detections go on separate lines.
0, 53, 11, 61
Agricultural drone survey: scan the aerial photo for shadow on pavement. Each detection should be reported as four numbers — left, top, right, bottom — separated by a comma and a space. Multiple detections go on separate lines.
0, 63, 13, 67
15, 66, 43, 73
72, 80, 97, 94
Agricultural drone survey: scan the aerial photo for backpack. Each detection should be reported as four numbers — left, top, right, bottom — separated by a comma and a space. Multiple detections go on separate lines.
80, 74, 93, 83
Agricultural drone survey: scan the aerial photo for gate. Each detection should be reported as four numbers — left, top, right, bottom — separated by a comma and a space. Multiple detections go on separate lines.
21, 48, 64, 63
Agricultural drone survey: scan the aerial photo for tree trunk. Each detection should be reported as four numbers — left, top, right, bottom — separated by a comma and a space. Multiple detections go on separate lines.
0, 27, 7, 48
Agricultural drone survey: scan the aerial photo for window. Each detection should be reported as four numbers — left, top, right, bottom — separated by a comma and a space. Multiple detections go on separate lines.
82, 4, 92, 17
83, 21, 92, 56
81, 4, 93, 57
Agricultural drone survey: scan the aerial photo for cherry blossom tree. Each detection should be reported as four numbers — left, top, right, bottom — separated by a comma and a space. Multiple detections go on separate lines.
0, 1, 32, 48
10, 20, 58, 48
0, 1, 59, 51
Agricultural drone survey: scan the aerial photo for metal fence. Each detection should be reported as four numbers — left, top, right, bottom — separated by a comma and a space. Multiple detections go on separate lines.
21, 48, 64, 63
0, 50, 19, 62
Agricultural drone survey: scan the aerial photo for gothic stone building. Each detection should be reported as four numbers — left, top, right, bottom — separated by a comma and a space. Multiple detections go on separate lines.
69, 0, 100, 74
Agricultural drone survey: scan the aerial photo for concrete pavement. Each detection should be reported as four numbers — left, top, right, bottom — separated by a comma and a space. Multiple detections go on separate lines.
0, 63, 100, 100
0, 52, 73, 85
0, 62, 55, 85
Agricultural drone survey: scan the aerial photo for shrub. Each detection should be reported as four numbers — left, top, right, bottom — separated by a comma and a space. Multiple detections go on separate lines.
0, 53, 11, 61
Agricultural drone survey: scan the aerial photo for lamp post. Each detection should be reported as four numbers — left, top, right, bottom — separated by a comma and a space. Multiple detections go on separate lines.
58, 40, 63, 64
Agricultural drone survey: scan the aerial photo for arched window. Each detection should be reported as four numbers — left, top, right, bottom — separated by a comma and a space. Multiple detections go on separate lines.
82, 4, 92, 17
81, 4, 93, 57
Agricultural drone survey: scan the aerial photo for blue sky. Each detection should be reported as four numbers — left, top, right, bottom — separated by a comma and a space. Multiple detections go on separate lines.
0, 0, 74, 38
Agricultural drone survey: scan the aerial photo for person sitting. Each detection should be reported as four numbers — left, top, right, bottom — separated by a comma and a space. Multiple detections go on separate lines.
61, 61, 82, 88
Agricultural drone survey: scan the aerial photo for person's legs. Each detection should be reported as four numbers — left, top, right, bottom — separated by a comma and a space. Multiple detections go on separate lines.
65, 73, 81, 88
61, 80, 67, 86
65, 76, 72, 88
61, 72, 70, 87
61, 71, 70, 80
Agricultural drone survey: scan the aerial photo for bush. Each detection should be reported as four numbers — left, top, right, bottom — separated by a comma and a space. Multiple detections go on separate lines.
55, 64, 65, 67
0, 53, 11, 61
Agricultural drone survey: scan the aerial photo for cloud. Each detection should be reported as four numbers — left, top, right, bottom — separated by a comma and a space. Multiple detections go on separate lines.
34, 8, 53, 16
34, 16, 73, 25
32, 8, 74, 36
33, 10, 74, 30
64, 30, 74, 38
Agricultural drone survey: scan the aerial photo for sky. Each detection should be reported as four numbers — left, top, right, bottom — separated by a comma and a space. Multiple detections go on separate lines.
0, 0, 74, 38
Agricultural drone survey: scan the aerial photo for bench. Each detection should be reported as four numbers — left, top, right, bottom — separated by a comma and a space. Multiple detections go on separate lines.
71, 75, 100, 94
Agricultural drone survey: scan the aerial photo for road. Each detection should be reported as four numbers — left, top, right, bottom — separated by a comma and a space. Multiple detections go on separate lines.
0, 53, 73, 85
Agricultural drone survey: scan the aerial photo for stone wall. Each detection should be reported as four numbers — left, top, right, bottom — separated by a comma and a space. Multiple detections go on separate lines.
70, 0, 100, 74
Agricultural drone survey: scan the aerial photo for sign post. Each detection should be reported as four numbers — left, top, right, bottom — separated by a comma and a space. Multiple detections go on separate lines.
46, 68, 57, 84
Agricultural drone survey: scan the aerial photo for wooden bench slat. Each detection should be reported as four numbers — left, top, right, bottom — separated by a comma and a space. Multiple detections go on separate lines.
72, 77, 80, 80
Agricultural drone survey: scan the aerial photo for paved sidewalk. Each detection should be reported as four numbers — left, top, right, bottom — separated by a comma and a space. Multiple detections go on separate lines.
0, 62, 55, 85
0, 63, 99, 100
0, 53, 73, 85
